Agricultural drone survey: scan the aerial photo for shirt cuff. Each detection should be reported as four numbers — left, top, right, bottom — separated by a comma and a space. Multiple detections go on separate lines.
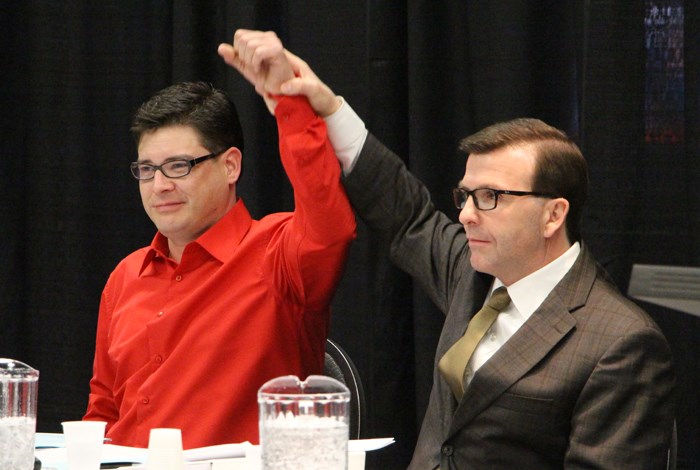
324, 97, 368, 175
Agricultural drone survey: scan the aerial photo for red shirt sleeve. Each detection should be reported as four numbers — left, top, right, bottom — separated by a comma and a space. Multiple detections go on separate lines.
268, 96, 356, 309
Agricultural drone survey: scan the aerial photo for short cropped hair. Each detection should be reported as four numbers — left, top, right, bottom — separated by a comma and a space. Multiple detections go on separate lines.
459, 118, 588, 243
131, 81, 244, 154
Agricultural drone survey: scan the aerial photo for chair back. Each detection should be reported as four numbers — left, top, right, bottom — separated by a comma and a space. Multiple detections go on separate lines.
667, 419, 677, 470
324, 338, 366, 439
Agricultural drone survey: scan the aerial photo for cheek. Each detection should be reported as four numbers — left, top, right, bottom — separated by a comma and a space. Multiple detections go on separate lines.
496, 211, 538, 250
192, 182, 227, 214
139, 185, 150, 205
510, 212, 544, 249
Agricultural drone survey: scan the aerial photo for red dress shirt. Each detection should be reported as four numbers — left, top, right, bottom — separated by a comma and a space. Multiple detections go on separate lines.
83, 97, 356, 449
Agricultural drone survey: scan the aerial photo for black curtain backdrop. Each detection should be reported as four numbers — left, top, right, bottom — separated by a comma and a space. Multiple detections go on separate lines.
1, 1, 698, 468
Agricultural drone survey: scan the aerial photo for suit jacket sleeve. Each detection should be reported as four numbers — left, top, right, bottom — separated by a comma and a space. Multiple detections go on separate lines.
343, 133, 473, 314
566, 319, 675, 468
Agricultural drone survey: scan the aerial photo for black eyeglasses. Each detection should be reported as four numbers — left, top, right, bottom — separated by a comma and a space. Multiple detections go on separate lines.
130, 151, 224, 180
452, 187, 557, 211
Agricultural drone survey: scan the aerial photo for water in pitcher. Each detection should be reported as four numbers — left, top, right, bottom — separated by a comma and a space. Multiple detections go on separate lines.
0, 416, 36, 470
262, 415, 348, 469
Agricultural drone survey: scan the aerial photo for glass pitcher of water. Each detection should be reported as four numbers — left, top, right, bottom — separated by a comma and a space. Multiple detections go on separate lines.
0, 358, 39, 470
258, 375, 350, 470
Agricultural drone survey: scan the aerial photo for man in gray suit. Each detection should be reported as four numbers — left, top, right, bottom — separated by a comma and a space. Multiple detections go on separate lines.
222, 30, 675, 470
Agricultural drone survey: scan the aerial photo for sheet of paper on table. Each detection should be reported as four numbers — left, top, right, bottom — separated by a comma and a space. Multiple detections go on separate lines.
35, 433, 394, 470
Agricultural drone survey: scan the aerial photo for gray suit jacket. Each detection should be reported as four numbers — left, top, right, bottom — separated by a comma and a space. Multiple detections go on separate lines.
344, 134, 675, 469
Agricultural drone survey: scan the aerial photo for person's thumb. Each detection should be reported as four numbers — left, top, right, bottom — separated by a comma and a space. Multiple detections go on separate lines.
280, 77, 305, 95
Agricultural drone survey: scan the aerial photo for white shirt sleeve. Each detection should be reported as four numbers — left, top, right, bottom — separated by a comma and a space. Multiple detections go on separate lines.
323, 97, 368, 175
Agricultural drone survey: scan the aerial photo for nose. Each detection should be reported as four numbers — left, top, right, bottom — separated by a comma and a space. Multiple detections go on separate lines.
150, 169, 175, 192
458, 194, 479, 226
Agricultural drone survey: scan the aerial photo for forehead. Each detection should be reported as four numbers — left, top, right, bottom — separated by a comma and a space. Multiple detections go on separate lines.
137, 125, 205, 161
461, 144, 537, 188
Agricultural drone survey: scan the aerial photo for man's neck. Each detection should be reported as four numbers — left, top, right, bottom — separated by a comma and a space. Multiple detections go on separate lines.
167, 241, 186, 264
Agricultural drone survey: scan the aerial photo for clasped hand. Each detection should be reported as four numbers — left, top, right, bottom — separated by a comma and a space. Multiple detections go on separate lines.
218, 29, 341, 117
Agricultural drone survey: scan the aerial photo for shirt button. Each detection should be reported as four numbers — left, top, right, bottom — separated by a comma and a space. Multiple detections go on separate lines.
175, 275, 182, 281
441, 445, 453, 456
490, 333, 496, 341
142, 397, 150, 404
154, 355, 163, 364
157, 311, 164, 317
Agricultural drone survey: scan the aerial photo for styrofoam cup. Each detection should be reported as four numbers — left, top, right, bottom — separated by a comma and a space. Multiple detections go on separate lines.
147, 428, 184, 470
61, 421, 107, 470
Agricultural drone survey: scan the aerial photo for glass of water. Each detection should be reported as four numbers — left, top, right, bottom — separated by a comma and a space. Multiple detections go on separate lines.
0, 359, 39, 470
258, 375, 350, 470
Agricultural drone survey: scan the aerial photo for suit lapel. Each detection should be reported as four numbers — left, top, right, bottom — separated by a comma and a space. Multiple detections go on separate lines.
446, 245, 598, 437
448, 295, 575, 435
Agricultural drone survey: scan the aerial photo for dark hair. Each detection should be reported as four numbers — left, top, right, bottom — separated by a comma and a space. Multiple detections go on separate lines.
459, 118, 588, 243
131, 81, 244, 153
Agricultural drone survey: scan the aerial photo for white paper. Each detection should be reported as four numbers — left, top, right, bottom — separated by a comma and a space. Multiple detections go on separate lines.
35, 433, 393, 470
35, 442, 247, 466
349, 437, 395, 452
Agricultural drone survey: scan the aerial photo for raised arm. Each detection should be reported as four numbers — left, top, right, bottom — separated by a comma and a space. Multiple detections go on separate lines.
221, 31, 468, 311
219, 29, 356, 309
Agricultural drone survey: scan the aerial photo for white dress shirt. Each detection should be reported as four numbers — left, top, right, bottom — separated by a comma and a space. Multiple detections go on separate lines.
324, 97, 367, 174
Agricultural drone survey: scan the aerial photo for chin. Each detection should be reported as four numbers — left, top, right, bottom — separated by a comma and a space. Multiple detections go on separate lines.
469, 256, 486, 273
469, 256, 497, 277
154, 222, 186, 238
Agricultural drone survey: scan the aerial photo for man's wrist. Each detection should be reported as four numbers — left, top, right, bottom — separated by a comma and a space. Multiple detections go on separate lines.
319, 96, 343, 118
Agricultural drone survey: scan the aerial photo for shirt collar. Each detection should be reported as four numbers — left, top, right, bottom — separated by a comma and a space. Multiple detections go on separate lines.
494, 242, 581, 317
138, 199, 252, 275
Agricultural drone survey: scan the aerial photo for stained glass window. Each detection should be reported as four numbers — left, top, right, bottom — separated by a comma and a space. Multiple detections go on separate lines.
644, 1, 684, 144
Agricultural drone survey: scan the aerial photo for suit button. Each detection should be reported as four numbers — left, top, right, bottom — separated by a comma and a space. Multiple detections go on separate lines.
441, 445, 453, 456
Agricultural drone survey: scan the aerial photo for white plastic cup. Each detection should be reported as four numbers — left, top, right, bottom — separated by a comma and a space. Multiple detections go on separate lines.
61, 420, 107, 470
348, 450, 366, 470
147, 428, 184, 470
244, 445, 262, 470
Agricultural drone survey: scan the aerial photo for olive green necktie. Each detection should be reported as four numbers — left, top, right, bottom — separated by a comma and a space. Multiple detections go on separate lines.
438, 287, 511, 399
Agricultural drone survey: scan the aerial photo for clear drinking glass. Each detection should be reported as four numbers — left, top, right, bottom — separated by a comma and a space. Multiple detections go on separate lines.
0, 358, 39, 470
258, 375, 350, 470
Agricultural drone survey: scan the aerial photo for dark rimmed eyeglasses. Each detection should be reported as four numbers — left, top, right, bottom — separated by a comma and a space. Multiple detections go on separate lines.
452, 187, 557, 211
130, 150, 224, 180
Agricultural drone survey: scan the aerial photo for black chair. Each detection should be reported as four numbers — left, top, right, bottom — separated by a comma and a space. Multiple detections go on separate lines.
667, 419, 677, 470
324, 338, 366, 439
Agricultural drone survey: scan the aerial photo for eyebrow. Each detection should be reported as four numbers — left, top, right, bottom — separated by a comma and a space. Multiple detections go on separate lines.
137, 155, 194, 164
458, 180, 510, 192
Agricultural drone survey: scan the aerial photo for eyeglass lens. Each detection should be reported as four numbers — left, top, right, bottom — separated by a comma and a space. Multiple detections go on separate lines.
132, 160, 192, 179
453, 188, 497, 210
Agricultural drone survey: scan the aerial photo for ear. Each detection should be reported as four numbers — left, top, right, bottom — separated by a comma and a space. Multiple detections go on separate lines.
222, 147, 242, 184
542, 198, 569, 239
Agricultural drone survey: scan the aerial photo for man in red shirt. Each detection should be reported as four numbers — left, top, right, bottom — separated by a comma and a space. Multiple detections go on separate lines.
83, 52, 356, 448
